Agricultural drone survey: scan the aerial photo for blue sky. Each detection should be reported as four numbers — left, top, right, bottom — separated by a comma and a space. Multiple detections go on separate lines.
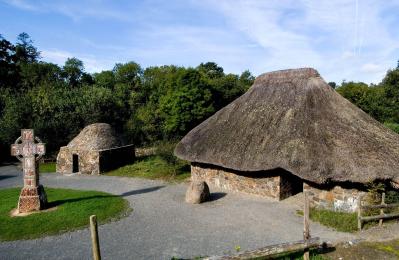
1, 0, 399, 84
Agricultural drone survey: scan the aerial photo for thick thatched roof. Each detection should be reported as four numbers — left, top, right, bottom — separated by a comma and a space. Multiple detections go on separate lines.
175, 68, 399, 185
67, 123, 123, 151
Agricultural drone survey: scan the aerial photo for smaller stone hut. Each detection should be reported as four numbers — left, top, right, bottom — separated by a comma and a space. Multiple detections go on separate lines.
57, 123, 134, 175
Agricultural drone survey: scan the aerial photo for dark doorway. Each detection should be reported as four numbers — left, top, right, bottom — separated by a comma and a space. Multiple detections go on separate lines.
72, 154, 79, 173
280, 170, 303, 200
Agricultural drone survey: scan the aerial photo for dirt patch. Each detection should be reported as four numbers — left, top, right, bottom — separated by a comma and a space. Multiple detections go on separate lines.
324, 240, 399, 260
10, 206, 58, 217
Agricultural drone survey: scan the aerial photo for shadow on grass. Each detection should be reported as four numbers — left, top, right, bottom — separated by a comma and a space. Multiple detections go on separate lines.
46, 186, 165, 208
121, 186, 165, 197
47, 195, 115, 208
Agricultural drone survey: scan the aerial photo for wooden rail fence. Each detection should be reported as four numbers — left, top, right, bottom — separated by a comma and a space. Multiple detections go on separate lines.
357, 192, 399, 230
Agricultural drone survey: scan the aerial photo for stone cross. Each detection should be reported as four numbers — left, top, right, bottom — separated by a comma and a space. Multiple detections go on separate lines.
11, 129, 47, 213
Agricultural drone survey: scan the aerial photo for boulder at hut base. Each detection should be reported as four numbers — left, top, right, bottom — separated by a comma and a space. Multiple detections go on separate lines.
185, 181, 210, 204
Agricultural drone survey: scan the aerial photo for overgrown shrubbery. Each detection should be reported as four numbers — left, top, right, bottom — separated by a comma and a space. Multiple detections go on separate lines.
155, 141, 190, 175
155, 141, 180, 165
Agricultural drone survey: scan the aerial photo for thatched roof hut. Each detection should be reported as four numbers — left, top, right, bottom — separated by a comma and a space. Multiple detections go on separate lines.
67, 123, 124, 151
57, 123, 134, 175
175, 68, 399, 211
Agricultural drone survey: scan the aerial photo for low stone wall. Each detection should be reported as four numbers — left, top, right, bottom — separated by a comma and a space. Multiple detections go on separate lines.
191, 163, 283, 199
99, 145, 135, 173
304, 182, 366, 212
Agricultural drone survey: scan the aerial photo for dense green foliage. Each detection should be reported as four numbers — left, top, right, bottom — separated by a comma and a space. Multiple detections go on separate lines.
0, 33, 254, 161
0, 187, 130, 241
0, 33, 398, 162
336, 66, 399, 133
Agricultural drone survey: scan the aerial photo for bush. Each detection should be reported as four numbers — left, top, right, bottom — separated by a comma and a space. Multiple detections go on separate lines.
384, 122, 399, 134
155, 141, 180, 165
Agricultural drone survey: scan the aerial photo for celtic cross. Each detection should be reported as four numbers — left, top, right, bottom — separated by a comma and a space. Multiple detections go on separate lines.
11, 129, 47, 213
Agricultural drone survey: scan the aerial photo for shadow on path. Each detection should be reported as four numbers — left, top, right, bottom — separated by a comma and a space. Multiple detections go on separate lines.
209, 192, 227, 202
121, 186, 165, 197
0, 175, 16, 181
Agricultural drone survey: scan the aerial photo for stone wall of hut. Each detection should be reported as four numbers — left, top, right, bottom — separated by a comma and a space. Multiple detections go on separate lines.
191, 163, 302, 200
56, 147, 100, 175
57, 145, 135, 175
99, 145, 135, 172
304, 182, 366, 212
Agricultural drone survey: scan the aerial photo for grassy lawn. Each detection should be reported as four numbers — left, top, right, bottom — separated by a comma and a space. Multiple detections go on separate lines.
310, 208, 358, 232
297, 208, 358, 232
0, 187, 130, 241
39, 162, 56, 173
105, 155, 190, 182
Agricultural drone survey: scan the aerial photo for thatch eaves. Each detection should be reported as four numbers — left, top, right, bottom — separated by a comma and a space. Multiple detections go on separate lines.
175, 68, 399, 185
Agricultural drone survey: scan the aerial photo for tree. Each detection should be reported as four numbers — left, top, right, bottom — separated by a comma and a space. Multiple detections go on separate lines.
63, 58, 84, 87
15, 33, 40, 64
328, 82, 337, 89
93, 70, 115, 89
239, 70, 255, 87
19, 62, 63, 89
197, 62, 224, 79
0, 35, 18, 88
380, 68, 399, 123
159, 69, 214, 138
336, 81, 369, 106
113, 62, 142, 89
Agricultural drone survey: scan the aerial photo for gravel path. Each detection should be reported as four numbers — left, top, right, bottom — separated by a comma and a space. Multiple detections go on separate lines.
0, 165, 358, 259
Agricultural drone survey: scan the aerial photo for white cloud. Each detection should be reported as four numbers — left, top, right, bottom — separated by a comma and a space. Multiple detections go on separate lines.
4, 0, 399, 84
196, 0, 399, 83
361, 63, 384, 73
42, 49, 114, 73
3, 0, 133, 22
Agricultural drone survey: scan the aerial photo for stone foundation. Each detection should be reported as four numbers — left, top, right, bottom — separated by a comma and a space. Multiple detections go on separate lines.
18, 185, 47, 213
191, 163, 303, 200
304, 182, 366, 212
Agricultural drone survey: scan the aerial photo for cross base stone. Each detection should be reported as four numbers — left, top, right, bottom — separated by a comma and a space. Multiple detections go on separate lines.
17, 185, 47, 213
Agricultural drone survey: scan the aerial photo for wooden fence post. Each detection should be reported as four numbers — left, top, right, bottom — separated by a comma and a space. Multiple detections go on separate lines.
303, 192, 310, 260
379, 192, 386, 226
90, 215, 101, 260
357, 195, 362, 231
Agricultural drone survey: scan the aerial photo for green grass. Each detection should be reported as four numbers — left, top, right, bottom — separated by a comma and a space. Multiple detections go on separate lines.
105, 155, 191, 182
39, 162, 56, 173
384, 122, 399, 134
309, 208, 358, 233
0, 187, 130, 241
